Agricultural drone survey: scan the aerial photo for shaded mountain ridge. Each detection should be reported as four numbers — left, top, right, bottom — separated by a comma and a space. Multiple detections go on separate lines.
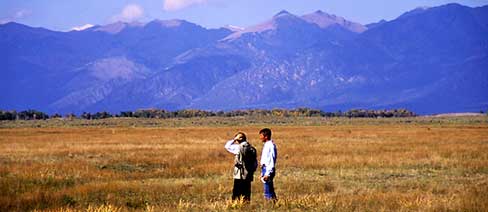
1, 3, 487, 114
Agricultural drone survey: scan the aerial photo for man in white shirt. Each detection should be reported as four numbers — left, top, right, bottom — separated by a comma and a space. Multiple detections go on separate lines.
224, 132, 257, 202
259, 128, 277, 200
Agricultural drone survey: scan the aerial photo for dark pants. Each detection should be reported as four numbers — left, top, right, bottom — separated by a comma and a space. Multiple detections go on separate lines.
262, 166, 277, 200
232, 179, 251, 201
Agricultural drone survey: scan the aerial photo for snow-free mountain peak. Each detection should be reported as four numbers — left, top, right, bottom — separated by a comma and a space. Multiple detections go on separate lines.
301, 10, 367, 33
273, 10, 293, 18
223, 25, 244, 32
91, 21, 144, 34
224, 10, 308, 40
147, 19, 190, 28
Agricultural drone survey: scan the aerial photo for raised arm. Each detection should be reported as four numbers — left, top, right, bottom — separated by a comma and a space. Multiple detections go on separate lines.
225, 140, 240, 154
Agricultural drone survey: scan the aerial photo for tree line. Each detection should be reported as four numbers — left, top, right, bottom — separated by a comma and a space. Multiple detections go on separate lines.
0, 108, 417, 121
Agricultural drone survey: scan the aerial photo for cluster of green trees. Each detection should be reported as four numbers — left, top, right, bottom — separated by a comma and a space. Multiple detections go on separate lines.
0, 108, 417, 121
105, 108, 416, 118
342, 109, 415, 118
0, 110, 49, 120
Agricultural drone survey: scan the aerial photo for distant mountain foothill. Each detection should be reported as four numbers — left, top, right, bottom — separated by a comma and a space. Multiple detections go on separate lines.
1, 3, 487, 114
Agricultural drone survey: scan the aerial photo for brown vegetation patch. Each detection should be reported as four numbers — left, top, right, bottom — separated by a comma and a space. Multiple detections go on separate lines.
0, 117, 487, 211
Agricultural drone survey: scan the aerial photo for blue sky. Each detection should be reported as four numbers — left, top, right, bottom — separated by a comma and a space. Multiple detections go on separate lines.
1, 0, 487, 31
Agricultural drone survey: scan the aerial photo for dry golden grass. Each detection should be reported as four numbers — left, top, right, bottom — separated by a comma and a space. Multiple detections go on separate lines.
1, 117, 487, 211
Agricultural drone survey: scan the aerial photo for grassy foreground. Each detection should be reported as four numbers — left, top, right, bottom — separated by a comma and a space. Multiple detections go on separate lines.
1, 116, 487, 211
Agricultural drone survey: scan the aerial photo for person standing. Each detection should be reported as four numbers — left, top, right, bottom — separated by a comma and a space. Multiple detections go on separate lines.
224, 132, 257, 202
259, 128, 277, 201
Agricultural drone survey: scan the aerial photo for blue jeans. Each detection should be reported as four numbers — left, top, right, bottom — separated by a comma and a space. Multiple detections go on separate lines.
261, 166, 276, 200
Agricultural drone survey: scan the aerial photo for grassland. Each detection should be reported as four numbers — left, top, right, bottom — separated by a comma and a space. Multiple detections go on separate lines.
1, 116, 487, 211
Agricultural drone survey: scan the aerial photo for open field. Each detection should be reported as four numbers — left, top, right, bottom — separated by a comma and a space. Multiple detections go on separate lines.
1, 116, 488, 211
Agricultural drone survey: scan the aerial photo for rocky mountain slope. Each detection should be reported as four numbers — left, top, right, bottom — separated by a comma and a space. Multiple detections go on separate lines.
1, 3, 487, 114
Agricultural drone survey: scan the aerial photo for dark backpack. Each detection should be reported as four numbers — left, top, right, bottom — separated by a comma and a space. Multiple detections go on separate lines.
240, 143, 258, 174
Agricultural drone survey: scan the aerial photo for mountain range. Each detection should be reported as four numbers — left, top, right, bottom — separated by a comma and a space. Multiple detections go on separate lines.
1, 3, 487, 114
